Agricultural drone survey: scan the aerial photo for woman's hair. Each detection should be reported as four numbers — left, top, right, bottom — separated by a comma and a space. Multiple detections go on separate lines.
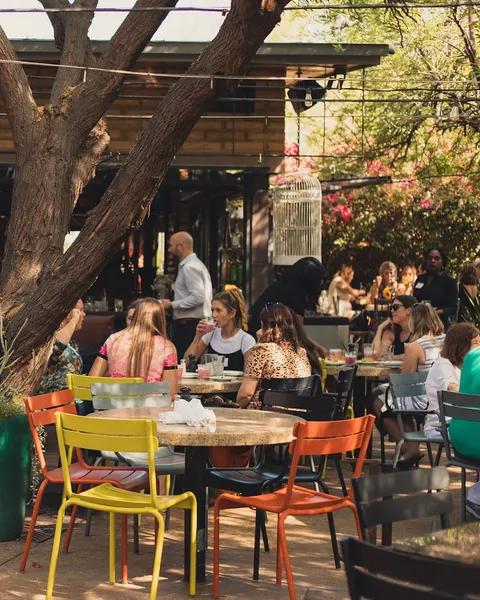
212, 287, 248, 330
424, 246, 447, 268
289, 310, 322, 374
125, 297, 166, 378
336, 264, 354, 281
441, 323, 480, 367
400, 264, 417, 283
281, 257, 326, 308
409, 303, 444, 341
259, 303, 302, 350
394, 294, 418, 310
459, 263, 479, 286
379, 261, 397, 278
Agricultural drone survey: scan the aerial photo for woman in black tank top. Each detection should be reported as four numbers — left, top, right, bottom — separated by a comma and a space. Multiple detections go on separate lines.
373, 294, 417, 358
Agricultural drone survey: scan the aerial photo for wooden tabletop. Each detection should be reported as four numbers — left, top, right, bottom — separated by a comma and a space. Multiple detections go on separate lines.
395, 522, 480, 565
326, 362, 402, 378
91, 406, 302, 447
179, 377, 242, 394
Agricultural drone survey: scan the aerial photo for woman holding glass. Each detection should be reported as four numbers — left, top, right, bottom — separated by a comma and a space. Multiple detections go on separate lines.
372, 295, 417, 359
184, 288, 256, 372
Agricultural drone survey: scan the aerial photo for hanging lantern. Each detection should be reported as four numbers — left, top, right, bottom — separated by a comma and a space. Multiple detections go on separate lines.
271, 172, 322, 265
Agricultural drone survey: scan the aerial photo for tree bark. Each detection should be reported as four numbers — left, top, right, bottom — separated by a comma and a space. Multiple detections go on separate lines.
1, 0, 290, 389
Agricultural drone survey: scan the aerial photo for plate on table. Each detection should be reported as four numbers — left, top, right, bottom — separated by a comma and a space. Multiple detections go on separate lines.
374, 360, 403, 368
182, 373, 199, 379
325, 361, 346, 366
211, 376, 234, 382
224, 370, 244, 377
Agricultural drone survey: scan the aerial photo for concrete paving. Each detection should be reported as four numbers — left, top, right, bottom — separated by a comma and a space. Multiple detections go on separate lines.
0, 435, 469, 600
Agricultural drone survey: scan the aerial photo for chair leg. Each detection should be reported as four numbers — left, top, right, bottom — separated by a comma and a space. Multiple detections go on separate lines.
189, 498, 197, 596
350, 505, 364, 541
392, 440, 404, 469
84, 509, 93, 537
333, 456, 348, 496
260, 511, 270, 552
109, 512, 116, 584
19, 478, 48, 571
45, 503, 67, 600
434, 444, 444, 466
278, 515, 296, 600
253, 510, 261, 581
165, 474, 176, 531
380, 430, 386, 465
121, 515, 128, 584
133, 514, 140, 553
213, 501, 222, 599
63, 484, 83, 553
326, 513, 341, 569
276, 514, 282, 586
150, 513, 166, 600
461, 468, 467, 522
426, 443, 434, 467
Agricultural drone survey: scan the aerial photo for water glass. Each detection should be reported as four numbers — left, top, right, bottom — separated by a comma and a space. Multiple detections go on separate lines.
363, 344, 374, 360
383, 345, 395, 361
114, 298, 123, 312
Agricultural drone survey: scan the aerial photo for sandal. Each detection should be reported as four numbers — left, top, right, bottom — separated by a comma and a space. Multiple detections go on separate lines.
397, 453, 424, 470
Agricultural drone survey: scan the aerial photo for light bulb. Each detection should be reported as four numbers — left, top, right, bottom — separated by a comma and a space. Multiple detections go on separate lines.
305, 87, 313, 108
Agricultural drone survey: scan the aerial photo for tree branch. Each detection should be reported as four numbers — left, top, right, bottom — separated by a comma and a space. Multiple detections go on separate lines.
8, 0, 291, 356
45, 0, 98, 105
0, 27, 38, 157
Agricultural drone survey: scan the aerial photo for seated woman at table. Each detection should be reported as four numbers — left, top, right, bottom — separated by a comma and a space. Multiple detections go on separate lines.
397, 264, 417, 296
236, 303, 316, 409
184, 287, 256, 372
373, 302, 445, 469
424, 323, 480, 442
36, 299, 86, 395
368, 261, 398, 304
449, 344, 480, 518
326, 264, 365, 317
372, 295, 417, 359
89, 297, 179, 394
458, 263, 480, 328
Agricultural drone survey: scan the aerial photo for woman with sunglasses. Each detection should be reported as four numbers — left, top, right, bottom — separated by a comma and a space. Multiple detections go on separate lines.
373, 294, 417, 359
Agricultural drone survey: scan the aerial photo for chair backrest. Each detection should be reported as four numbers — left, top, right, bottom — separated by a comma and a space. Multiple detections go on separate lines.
341, 535, 479, 600
259, 375, 321, 400
335, 366, 357, 417
262, 391, 337, 422
91, 381, 171, 411
388, 371, 428, 401
67, 374, 142, 401
438, 390, 480, 462
55, 411, 159, 501
353, 466, 453, 541
374, 299, 391, 321
24, 389, 78, 475
281, 415, 375, 509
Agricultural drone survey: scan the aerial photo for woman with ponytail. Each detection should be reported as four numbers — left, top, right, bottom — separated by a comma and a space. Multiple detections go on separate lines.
89, 297, 179, 394
184, 286, 255, 372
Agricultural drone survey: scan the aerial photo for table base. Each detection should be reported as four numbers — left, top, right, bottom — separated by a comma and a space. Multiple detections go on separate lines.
184, 446, 208, 583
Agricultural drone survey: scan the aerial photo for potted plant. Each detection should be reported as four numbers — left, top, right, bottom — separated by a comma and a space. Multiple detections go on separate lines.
0, 316, 34, 541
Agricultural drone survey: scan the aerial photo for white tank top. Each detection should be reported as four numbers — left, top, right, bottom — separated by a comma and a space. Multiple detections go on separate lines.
417, 334, 446, 371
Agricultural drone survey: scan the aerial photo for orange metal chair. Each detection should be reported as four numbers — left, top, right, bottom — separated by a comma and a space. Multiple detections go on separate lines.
213, 415, 376, 600
20, 389, 152, 583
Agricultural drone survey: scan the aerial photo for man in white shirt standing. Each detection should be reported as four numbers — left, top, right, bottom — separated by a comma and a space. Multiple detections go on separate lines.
161, 231, 213, 358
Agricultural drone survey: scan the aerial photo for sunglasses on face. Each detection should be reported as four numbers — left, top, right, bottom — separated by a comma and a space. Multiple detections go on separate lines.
391, 304, 404, 312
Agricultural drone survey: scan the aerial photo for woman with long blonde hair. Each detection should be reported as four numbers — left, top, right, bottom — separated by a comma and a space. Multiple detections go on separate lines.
90, 297, 178, 394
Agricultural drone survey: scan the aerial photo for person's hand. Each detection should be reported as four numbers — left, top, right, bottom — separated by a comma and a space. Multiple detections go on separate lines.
375, 275, 383, 287
196, 319, 208, 338
69, 308, 81, 324
161, 299, 172, 310
379, 318, 392, 330
357, 289, 366, 296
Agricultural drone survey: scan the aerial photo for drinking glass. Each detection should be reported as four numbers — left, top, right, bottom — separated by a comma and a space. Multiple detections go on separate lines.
114, 298, 123, 312
363, 344, 374, 360
329, 348, 345, 362
204, 316, 215, 333
345, 351, 358, 366
177, 365, 184, 380
198, 366, 211, 379
383, 345, 395, 361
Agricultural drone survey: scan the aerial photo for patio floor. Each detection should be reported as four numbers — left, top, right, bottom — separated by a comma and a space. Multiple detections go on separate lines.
0, 432, 469, 600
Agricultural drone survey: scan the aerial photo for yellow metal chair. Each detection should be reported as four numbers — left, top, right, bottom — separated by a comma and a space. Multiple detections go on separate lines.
67, 373, 142, 402
47, 412, 197, 600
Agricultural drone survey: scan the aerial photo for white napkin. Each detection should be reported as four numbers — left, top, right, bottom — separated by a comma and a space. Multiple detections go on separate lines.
159, 398, 216, 427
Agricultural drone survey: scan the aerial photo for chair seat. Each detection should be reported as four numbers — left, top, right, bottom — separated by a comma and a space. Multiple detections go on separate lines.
217, 484, 352, 514
207, 465, 317, 495
71, 483, 193, 511
100, 451, 185, 474
48, 463, 149, 489
403, 431, 443, 444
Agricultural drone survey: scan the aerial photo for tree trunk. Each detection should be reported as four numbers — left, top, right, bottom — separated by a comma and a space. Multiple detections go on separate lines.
0, 0, 290, 393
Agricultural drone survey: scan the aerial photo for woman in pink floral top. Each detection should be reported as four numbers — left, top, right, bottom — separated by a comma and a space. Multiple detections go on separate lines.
89, 297, 178, 394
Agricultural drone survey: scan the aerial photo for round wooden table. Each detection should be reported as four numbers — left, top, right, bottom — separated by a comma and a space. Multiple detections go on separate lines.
91, 407, 302, 583
179, 377, 242, 395
326, 362, 402, 378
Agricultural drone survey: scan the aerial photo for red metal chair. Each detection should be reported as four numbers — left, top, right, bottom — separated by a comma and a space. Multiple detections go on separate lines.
20, 389, 152, 583
213, 415, 376, 600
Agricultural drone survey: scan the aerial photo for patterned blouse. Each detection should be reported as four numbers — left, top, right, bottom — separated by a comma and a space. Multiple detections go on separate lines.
243, 342, 312, 409
99, 330, 178, 382
36, 339, 83, 395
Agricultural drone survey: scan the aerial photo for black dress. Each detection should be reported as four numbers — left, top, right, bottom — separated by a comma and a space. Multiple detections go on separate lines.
413, 272, 458, 327
458, 284, 480, 328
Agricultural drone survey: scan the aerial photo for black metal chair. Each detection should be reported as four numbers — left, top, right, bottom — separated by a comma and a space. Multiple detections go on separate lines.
353, 466, 453, 545
381, 372, 443, 468
206, 392, 340, 580
438, 389, 480, 521
324, 365, 357, 420
341, 535, 480, 600
259, 374, 321, 397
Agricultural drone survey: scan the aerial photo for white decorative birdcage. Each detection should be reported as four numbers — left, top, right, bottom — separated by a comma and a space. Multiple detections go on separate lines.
271, 172, 322, 265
